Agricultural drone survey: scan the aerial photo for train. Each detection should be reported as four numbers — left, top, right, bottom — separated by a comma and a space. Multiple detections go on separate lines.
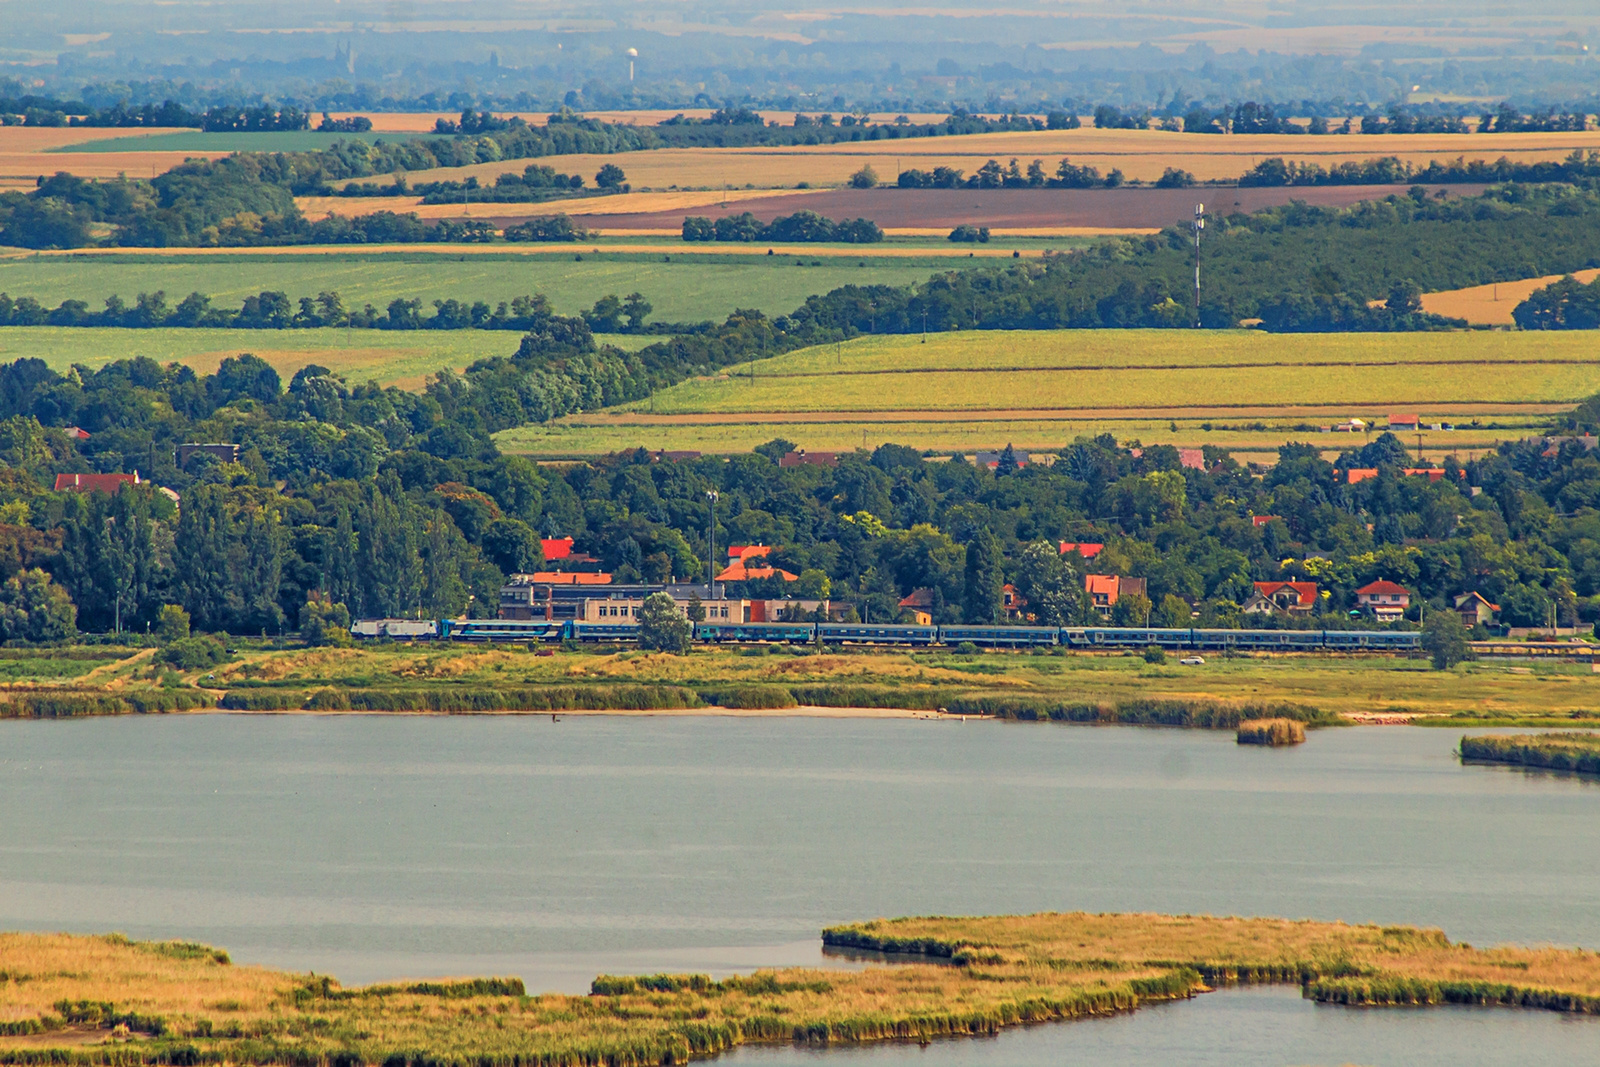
352, 617, 1424, 652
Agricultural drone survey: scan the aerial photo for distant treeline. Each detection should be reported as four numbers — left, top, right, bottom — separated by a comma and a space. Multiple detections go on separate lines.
1094, 101, 1592, 135
681, 211, 883, 243
0, 98, 357, 132
0, 290, 658, 333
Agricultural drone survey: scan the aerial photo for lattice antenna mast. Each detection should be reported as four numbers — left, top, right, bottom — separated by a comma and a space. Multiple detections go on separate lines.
1192, 203, 1205, 328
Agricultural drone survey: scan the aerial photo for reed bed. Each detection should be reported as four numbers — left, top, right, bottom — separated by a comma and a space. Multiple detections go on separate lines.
0, 690, 212, 718
1236, 718, 1307, 746
1459, 732, 1600, 775
299, 686, 701, 712
948, 695, 1333, 729
6, 913, 1600, 1067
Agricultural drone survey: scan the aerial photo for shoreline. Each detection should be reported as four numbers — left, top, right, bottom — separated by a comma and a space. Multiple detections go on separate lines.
183, 703, 957, 719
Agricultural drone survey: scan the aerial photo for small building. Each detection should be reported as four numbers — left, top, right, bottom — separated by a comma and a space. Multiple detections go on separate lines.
716, 545, 799, 583
498, 572, 613, 619
1387, 414, 1420, 431
1335, 418, 1367, 432
898, 588, 936, 626
1059, 541, 1105, 559
540, 536, 602, 571
1244, 581, 1318, 616
53, 472, 140, 494
1085, 574, 1146, 617
62, 426, 90, 441
975, 450, 1029, 470
177, 443, 241, 467
1345, 467, 1455, 485
1002, 582, 1024, 620
780, 450, 838, 469
1251, 515, 1283, 528
1534, 435, 1600, 459
1454, 591, 1499, 629
1177, 448, 1207, 471
651, 450, 701, 463
1356, 580, 1411, 622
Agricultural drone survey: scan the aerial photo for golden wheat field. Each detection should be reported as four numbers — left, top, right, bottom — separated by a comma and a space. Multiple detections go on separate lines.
501, 330, 1590, 458
386, 126, 1600, 191
1422, 268, 1600, 325
0, 125, 213, 190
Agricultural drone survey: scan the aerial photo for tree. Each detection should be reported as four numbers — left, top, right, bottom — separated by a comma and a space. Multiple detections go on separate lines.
637, 592, 692, 653
962, 529, 1004, 623
1155, 593, 1192, 629
1386, 278, 1424, 315
0, 568, 76, 642
299, 592, 351, 646
1011, 540, 1079, 625
1112, 590, 1153, 626
156, 604, 190, 642
1421, 609, 1473, 670
849, 164, 879, 189
622, 292, 653, 331
594, 163, 627, 189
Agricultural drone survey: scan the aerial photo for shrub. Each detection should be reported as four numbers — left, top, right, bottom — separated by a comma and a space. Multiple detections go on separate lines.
155, 605, 190, 642
161, 635, 230, 670
1143, 645, 1167, 664
1422, 611, 1473, 669
949, 224, 990, 243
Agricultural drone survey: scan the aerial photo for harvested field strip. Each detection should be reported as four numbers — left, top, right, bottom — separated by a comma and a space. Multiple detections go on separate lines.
736, 359, 1600, 378
639, 364, 1600, 415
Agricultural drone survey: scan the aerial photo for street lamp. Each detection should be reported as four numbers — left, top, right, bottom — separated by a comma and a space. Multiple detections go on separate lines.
705, 490, 719, 591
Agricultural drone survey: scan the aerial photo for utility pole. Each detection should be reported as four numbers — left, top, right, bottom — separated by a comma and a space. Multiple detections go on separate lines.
705, 489, 719, 590
1192, 203, 1205, 328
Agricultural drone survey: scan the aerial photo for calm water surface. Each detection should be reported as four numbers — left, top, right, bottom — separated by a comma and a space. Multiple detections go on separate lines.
2, 715, 1598, 1064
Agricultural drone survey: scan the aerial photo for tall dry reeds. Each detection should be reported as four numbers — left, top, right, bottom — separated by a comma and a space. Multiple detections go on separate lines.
1236, 718, 1307, 746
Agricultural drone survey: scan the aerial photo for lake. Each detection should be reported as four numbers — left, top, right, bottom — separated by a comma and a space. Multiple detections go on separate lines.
2, 714, 1596, 1063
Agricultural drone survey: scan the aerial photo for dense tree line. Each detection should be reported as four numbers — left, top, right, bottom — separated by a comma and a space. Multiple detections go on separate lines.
0, 290, 655, 334
4, 345, 1600, 639
681, 211, 883, 244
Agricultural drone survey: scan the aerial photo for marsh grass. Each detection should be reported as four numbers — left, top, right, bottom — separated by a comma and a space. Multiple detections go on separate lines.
7, 914, 1600, 1067
1459, 732, 1600, 774
1236, 718, 1307, 746
0, 690, 212, 718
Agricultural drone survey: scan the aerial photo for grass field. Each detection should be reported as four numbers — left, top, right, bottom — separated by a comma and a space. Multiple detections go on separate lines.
7, 913, 1597, 1064
0, 327, 656, 389
502, 329, 1594, 458
184, 644, 1600, 727
0, 251, 947, 324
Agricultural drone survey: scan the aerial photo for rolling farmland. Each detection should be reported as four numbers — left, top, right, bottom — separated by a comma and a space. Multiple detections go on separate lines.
0, 251, 946, 323
498, 330, 1600, 458
0, 327, 566, 389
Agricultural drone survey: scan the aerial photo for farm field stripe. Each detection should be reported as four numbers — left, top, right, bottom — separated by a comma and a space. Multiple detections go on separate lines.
734, 358, 1600, 378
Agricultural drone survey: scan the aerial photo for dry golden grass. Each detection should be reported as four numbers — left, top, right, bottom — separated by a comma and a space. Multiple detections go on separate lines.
391, 127, 1600, 191
0, 126, 202, 190
6, 913, 1599, 1064
1423, 268, 1600, 325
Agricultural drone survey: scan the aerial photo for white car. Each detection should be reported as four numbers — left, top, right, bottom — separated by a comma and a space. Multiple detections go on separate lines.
1179, 656, 1206, 666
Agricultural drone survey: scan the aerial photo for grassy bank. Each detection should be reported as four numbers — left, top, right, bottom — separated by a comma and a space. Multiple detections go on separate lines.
6, 643, 1596, 727
1460, 732, 1600, 775
4, 914, 1599, 1065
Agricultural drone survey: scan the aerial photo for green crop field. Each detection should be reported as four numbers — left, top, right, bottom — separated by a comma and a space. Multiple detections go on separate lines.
0, 327, 651, 389
52, 130, 448, 153
498, 329, 1594, 458
0, 252, 941, 324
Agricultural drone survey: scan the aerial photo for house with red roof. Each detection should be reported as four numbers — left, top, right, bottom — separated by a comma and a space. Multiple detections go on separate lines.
1085, 574, 1146, 618
716, 545, 798, 583
898, 588, 936, 625
1059, 542, 1104, 559
53, 472, 140, 494
1243, 581, 1318, 617
1251, 515, 1283, 528
1454, 591, 1498, 629
1356, 580, 1410, 622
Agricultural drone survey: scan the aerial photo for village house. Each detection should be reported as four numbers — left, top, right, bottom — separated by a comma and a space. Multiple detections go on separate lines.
779, 450, 838, 468
1243, 581, 1318, 616
1058, 541, 1104, 559
716, 545, 798, 583
975, 449, 1030, 470
53, 472, 141, 493
1085, 574, 1146, 618
898, 588, 936, 625
1356, 580, 1411, 622
1387, 414, 1420, 431
1454, 591, 1499, 629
